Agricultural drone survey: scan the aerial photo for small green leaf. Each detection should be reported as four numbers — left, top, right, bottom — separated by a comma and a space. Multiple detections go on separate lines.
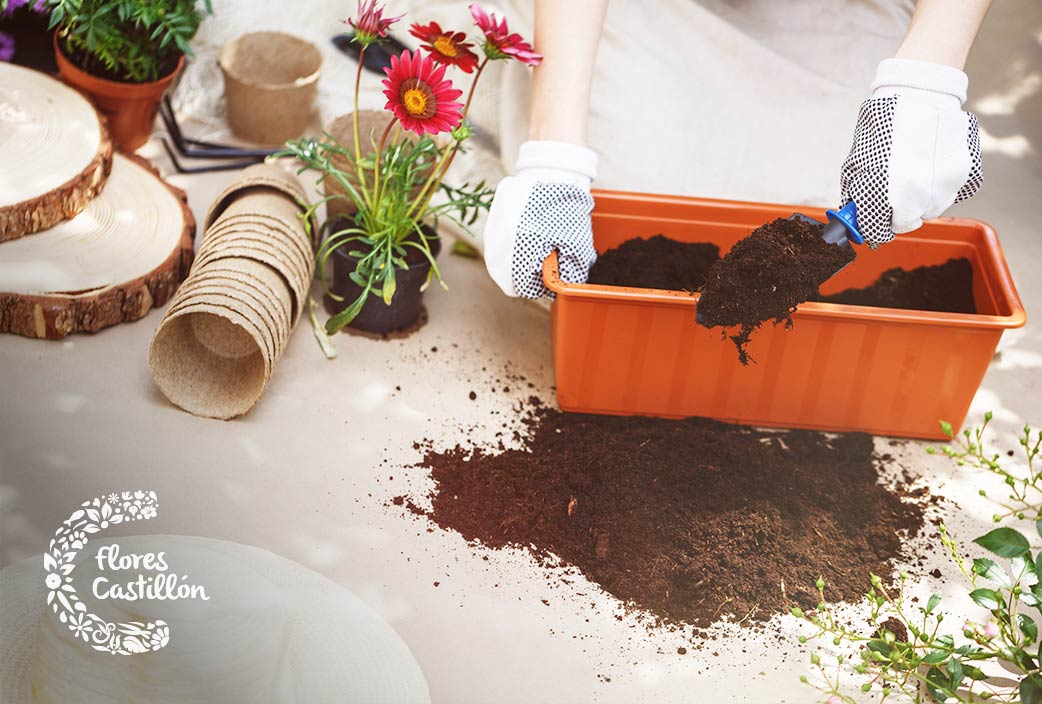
946, 658, 963, 689
926, 666, 951, 702
1020, 613, 1039, 644
926, 593, 942, 615
969, 588, 1002, 610
922, 650, 948, 664
1037, 519, 1042, 541
1022, 677, 1042, 704
940, 420, 954, 436
973, 557, 1011, 588
1013, 554, 1033, 582
974, 527, 1030, 558
963, 664, 987, 681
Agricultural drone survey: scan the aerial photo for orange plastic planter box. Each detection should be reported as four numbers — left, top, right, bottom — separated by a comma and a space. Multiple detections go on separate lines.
543, 190, 1026, 440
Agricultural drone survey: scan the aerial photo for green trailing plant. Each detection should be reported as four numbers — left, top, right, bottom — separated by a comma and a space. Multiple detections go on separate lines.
38, 0, 211, 82
793, 414, 1042, 703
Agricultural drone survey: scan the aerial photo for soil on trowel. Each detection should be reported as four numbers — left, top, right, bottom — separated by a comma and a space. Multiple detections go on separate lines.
410, 400, 930, 630
697, 218, 855, 365
587, 235, 720, 291
814, 257, 976, 314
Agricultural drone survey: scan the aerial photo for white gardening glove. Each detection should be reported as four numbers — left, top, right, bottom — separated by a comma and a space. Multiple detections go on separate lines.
484, 140, 599, 298
840, 58, 983, 248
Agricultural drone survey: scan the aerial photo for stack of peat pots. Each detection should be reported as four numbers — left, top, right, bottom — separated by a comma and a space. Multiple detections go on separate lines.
148, 164, 315, 419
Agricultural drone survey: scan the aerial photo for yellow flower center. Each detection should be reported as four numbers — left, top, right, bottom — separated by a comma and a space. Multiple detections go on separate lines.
403, 88, 429, 116
433, 35, 458, 57
400, 79, 436, 119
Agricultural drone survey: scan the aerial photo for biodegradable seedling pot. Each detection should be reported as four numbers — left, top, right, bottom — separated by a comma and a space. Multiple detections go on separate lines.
543, 190, 1026, 440
219, 31, 322, 145
321, 111, 431, 222
325, 224, 441, 334
54, 35, 182, 151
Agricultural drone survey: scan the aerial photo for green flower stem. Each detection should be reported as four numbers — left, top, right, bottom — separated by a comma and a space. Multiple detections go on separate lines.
353, 46, 366, 186
403, 57, 489, 224
371, 117, 398, 219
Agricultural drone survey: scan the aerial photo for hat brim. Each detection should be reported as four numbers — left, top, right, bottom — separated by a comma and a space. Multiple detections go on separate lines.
0, 535, 430, 703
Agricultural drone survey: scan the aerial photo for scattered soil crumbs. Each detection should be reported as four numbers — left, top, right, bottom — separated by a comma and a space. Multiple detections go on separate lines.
587, 235, 720, 291
697, 218, 855, 364
814, 257, 976, 314
412, 402, 929, 629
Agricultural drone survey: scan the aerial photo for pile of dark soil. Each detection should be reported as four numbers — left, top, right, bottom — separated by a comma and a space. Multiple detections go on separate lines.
814, 257, 976, 314
587, 235, 720, 291
412, 403, 929, 629
697, 218, 855, 364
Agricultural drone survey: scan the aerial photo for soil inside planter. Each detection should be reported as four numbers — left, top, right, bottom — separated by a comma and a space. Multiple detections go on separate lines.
587, 235, 720, 290
697, 218, 856, 364
814, 257, 976, 314
407, 400, 931, 630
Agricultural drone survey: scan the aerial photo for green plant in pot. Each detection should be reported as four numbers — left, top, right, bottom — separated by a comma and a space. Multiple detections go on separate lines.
279, 1, 541, 339
26, 0, 212, 150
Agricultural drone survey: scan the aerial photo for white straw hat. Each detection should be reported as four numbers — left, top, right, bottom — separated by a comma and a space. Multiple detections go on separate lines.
0, 535, 430, 703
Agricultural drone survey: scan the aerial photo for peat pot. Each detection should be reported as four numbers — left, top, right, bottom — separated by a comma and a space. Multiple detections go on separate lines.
543, 190, 1026, 440
54, 34, 182, 151
219, 31, 322, 145
327, 226, 441, 334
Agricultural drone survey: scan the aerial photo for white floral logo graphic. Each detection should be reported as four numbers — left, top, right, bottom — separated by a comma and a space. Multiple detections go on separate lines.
45, 490, 169, 655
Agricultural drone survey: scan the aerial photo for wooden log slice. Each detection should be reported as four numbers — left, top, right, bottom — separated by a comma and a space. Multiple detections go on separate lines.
0, 154, 195, 339
0, 63, 114, 242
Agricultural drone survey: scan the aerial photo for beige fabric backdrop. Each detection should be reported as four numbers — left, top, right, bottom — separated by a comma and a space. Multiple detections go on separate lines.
175, 0, 914, 221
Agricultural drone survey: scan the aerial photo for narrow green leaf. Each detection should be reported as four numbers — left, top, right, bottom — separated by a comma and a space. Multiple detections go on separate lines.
926, 593, 942, 615
974, 527, 1030, 558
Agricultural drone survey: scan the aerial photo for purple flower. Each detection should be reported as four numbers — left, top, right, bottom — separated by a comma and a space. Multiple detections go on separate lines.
2, 0, 46, 17
0, 31, 15, 63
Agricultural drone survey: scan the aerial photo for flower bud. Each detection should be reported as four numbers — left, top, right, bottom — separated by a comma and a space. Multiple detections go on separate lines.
984, 622, 999, 639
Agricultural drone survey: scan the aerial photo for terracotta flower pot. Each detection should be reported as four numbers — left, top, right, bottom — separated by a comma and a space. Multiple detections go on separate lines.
325, 224, 441, 334
543, 190, 1026, 440
53, 34, 182, 152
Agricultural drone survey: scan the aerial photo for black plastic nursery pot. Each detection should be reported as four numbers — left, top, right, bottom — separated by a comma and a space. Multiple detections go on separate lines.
326, 225, 441, 334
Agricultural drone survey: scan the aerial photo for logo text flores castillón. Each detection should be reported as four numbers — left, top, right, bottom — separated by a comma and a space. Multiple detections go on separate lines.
45, 490, 209, 655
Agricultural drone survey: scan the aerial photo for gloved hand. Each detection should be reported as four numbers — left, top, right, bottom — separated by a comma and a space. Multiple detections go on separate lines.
483, 140, 599, 298
839, 58, 983, 248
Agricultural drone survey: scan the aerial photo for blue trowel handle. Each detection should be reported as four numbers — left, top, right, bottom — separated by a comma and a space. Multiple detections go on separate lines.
823, 201, 863, 246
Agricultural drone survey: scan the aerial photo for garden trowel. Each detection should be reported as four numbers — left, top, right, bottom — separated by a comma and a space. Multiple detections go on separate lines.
793, 200, 863, 270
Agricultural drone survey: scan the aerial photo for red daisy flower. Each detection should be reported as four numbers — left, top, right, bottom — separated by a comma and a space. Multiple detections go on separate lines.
382, 50, 464, 135
468, 3, 542, 66
345, 0, 403, 46
409, 21, 480, 73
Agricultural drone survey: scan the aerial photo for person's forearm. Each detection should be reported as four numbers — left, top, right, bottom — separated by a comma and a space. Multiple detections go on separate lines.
528, 0, 608, 145
895, 0, 992, 69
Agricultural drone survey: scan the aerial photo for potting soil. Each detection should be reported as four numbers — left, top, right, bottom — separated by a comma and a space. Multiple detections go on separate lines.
586, 235, 720, 291
814, 257, 976, 313
407, 400, 930, 630
696, 217, 855, 364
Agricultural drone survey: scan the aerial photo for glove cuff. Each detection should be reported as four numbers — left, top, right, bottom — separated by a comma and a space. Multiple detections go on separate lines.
516, 140, 599, 181
871, 58, 968, 104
